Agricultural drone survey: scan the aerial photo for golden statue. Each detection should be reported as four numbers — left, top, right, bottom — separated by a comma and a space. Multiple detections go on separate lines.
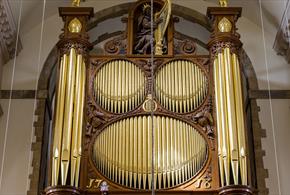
219, 0, 228, 7
72, 0, 81, 7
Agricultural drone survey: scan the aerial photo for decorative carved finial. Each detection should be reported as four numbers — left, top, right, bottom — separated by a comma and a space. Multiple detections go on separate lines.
219, 0, 228, 7
72, 0, 81, 7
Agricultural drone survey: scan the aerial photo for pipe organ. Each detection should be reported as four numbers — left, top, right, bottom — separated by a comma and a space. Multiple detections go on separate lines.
44, 1, 257, 195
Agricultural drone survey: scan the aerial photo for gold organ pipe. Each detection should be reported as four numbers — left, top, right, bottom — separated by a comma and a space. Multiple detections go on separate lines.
106, 62, 110, 110
171, 62, 175, 112
194, 64, 198, 108
214, 57, 225, 186
189, 62, 193, 110
124, 61, 128, 113
121, 60, 125, 113
124, 119, 129, 186
101, 62, 105, 109
232, 54, 247, 185
196, 65, 199, 107
77, 59, 85, 186
138, 116, 142, 189
133, 65, 136, 112
116, 121, 120, 183
169, 118, 174, 186
129, 63, 132, 111
218, 52, 230, 186
159, 65, 162, 107
166, 118, 170, 187
107, 62, 110, 110
174, 62, 179, 112
61, 48, 77, 185
183, 122, 186, 182
166, 64, 171, 111
182, 62, 186, 113
133, 118, 138, 188
136, 65, 140, 109
224, 48, 239, 185
148, 116, 152, 190
109, 123, 112, 178
160, 65, 163, 108
142, 116, 147, 189
104, 62, 108, 111
178, 120, 182, 183
161, 117, 166, 188
177, 61, 182, 112
121, 119, 126, 185
52, 55, 67, 186
157, 116, 162, 189
117, 61, 121, 113
112, 123, 116, 180
111, 61, 115, 111
70, 54, 82, 186
174, 119, 178, 185
198, 68, 201, 106
114, 62, 118, 113
186, 61, 194, 111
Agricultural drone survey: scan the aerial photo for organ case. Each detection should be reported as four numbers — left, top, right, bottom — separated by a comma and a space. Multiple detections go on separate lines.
45, 1, 256, 195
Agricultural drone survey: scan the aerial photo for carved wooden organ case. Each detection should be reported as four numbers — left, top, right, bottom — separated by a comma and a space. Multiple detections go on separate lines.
45, 1, 256, 195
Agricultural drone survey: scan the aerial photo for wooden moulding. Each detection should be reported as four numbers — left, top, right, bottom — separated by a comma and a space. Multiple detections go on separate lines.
44, 186, 82, 195
218, 185, 255, 195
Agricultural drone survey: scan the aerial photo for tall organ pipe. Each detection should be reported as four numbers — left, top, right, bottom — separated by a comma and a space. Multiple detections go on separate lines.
214, 47, 248, 186
51, 47, 86, 187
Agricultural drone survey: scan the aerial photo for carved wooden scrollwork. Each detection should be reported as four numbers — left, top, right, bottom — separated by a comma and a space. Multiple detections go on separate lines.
193, 97, 215, 151
86, 99, 105, 137
104, 32, 127, 54
174, 39, 196, 54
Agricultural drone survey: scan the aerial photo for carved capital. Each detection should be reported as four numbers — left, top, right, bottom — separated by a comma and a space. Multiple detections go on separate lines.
57, 39, 93, 57
209, 41, 241, 57
207, 7, 242, 56
0, 0, 22, 64
57, 7, 94, 56
273, 2, 290, 63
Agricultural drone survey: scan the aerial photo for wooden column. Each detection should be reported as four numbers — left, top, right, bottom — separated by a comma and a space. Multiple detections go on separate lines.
44, 6, 93, 195
207, 7, 254, 195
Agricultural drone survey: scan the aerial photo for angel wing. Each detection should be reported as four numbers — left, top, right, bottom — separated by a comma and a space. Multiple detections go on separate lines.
155, 0, 172, 55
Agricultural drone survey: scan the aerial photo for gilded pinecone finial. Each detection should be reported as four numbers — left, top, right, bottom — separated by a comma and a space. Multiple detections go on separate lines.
219, 0, 228, 7
72, 0, 81, 7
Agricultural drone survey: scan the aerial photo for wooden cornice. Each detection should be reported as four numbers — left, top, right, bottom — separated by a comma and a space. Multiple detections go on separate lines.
249, 90, 290, 99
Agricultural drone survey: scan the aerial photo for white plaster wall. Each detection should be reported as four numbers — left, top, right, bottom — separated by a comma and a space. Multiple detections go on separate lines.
0, 1, 289, 195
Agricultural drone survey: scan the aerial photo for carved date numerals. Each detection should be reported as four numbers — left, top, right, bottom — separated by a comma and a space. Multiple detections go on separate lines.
86, 178, 103, 189
194, 179, 211, 189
